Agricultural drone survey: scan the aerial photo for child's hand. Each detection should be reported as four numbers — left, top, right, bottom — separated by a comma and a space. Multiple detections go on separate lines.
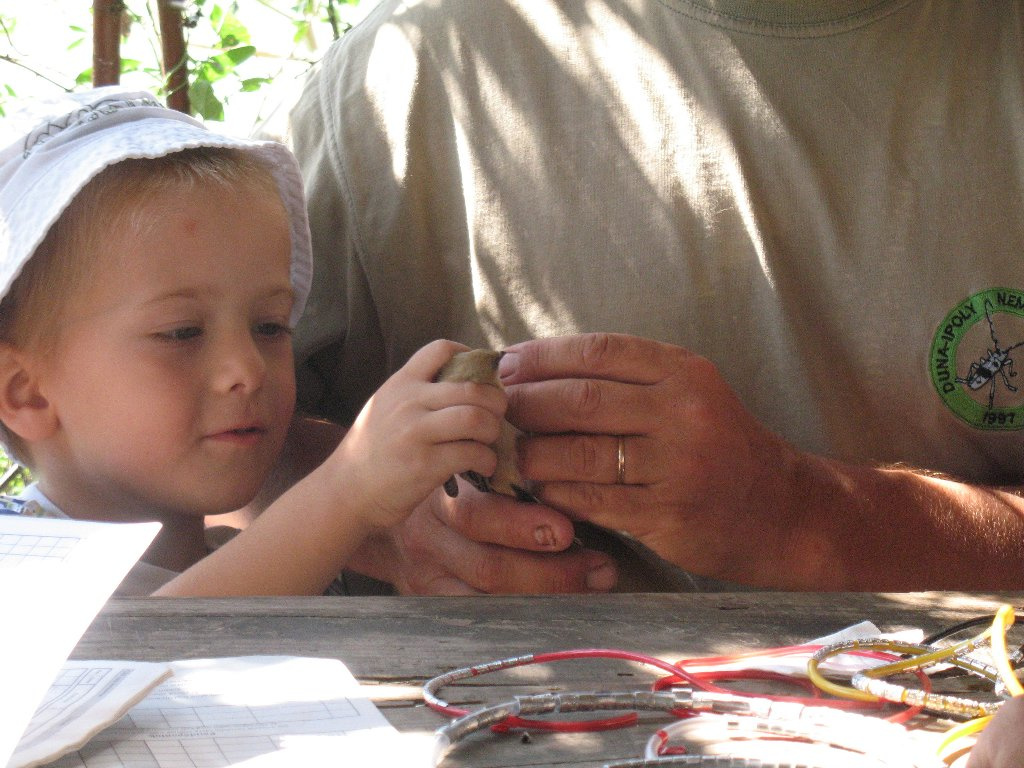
333, 340, 508, 529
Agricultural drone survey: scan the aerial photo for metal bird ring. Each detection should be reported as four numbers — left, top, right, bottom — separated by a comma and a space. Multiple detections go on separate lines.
616, 436, 626, 484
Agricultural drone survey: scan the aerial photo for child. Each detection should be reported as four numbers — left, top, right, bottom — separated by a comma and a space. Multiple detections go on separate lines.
0, 87, 506, 596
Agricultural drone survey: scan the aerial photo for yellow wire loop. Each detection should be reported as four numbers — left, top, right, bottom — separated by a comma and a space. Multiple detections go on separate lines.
936, 604, 1022, 762
991, 603, 1023, 698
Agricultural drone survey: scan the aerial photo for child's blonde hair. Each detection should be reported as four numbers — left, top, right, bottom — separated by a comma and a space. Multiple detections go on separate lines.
0, 146, 282, 465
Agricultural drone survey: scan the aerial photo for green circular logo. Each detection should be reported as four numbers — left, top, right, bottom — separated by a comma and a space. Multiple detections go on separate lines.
930, 288, 1024, 430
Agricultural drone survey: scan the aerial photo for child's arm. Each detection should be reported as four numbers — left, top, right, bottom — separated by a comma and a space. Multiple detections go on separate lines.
966, 697, 1024, 768
154, 340, 506, 596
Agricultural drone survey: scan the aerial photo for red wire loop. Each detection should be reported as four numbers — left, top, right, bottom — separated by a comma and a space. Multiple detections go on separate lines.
428, 643, 933, 735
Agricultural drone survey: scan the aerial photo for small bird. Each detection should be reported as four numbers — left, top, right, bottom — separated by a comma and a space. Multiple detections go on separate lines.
435, 348, 537, 502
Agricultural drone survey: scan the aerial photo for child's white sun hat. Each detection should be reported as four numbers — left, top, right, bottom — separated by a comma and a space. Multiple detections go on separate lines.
0, 86, 312, 323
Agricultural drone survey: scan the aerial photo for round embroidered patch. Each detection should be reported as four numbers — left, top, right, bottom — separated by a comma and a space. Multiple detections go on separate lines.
930, 287, 1024, 430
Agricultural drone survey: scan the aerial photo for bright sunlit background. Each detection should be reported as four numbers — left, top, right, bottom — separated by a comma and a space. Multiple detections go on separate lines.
0, 0, 379, 138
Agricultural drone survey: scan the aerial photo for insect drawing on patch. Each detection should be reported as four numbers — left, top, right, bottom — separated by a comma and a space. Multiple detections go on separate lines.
955, 299, 1024, 409
434, 349, 539, 503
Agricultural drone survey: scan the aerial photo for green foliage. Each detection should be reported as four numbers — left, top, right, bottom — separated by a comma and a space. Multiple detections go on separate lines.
0, 1, 371, 126
0, 452, 29, 496
187, 3, 257, 119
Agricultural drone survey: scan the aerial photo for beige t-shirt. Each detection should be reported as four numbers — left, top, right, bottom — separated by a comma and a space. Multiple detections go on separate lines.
290, 0, 1024, 486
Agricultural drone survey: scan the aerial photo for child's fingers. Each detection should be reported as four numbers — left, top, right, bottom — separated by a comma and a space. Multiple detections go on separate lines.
418, 404, 505, 448
433, 440, 500, 483
401, 339, 472, 381
423, 380, 508, 417
385, 341, 509, 420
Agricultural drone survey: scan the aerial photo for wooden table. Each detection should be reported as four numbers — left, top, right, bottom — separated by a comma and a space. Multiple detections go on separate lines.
72, 591, 1024, 767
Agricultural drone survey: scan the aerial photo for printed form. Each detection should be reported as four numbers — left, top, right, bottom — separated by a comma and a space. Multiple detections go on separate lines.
24, 656, 430, 768
0, 514, 161, 768
2, 516, 428, 767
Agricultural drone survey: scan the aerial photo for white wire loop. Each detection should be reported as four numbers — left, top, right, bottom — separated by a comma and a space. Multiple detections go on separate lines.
432, 689, 947, 768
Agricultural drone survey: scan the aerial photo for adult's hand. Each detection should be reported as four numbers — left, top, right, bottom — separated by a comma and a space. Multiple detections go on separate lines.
283, 335, 1024, 591
342, 481, 620, 594
498, 332, 804, 587
966, 697, 1024, 768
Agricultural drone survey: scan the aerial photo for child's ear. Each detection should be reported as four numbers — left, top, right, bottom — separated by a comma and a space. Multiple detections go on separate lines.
0, 343, 57, 442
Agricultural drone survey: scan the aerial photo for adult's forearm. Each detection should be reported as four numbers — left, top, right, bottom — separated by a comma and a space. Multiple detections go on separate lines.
772, 453, 1024, 590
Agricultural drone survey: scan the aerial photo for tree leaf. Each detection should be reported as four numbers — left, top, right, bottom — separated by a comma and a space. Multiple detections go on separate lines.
240, 76, 271, 92
188, 78, 224, 121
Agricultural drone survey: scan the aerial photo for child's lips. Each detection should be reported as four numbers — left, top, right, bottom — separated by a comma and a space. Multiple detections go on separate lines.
208, 424, 267, 443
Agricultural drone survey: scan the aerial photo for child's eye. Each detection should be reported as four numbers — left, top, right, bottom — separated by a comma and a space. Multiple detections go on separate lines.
254, 322, 293, 339
156, 326, 203, 342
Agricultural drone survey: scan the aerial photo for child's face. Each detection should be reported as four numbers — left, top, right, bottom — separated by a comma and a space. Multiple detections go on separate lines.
36, 181, 297, 521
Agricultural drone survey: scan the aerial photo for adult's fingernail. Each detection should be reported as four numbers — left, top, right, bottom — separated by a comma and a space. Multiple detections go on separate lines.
533, 524, 557, 548
586, 562, 617, 592
498, 351, 519, 382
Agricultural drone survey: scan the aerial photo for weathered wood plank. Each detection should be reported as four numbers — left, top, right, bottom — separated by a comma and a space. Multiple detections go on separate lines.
74, 592, 1020, 666
70, 593, 1024, 767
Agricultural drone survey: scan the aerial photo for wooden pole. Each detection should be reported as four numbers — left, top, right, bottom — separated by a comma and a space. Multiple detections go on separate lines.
92, 0, 122, 86
158, 0, 190, 114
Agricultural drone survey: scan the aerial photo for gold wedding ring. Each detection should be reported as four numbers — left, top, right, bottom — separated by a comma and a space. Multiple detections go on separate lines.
616, 436, 626, 484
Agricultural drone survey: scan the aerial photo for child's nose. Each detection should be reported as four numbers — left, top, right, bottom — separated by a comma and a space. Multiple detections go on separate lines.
213, 334, 267, 394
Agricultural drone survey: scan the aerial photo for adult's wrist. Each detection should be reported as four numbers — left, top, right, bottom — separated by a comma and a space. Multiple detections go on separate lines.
341, 527, 402, 587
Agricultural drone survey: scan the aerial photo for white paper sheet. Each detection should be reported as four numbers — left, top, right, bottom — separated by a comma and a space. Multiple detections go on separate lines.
0, 515, 161, 767
674, 621, 926, 677
10, 660, 172, 768
39, 656, 432, 768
